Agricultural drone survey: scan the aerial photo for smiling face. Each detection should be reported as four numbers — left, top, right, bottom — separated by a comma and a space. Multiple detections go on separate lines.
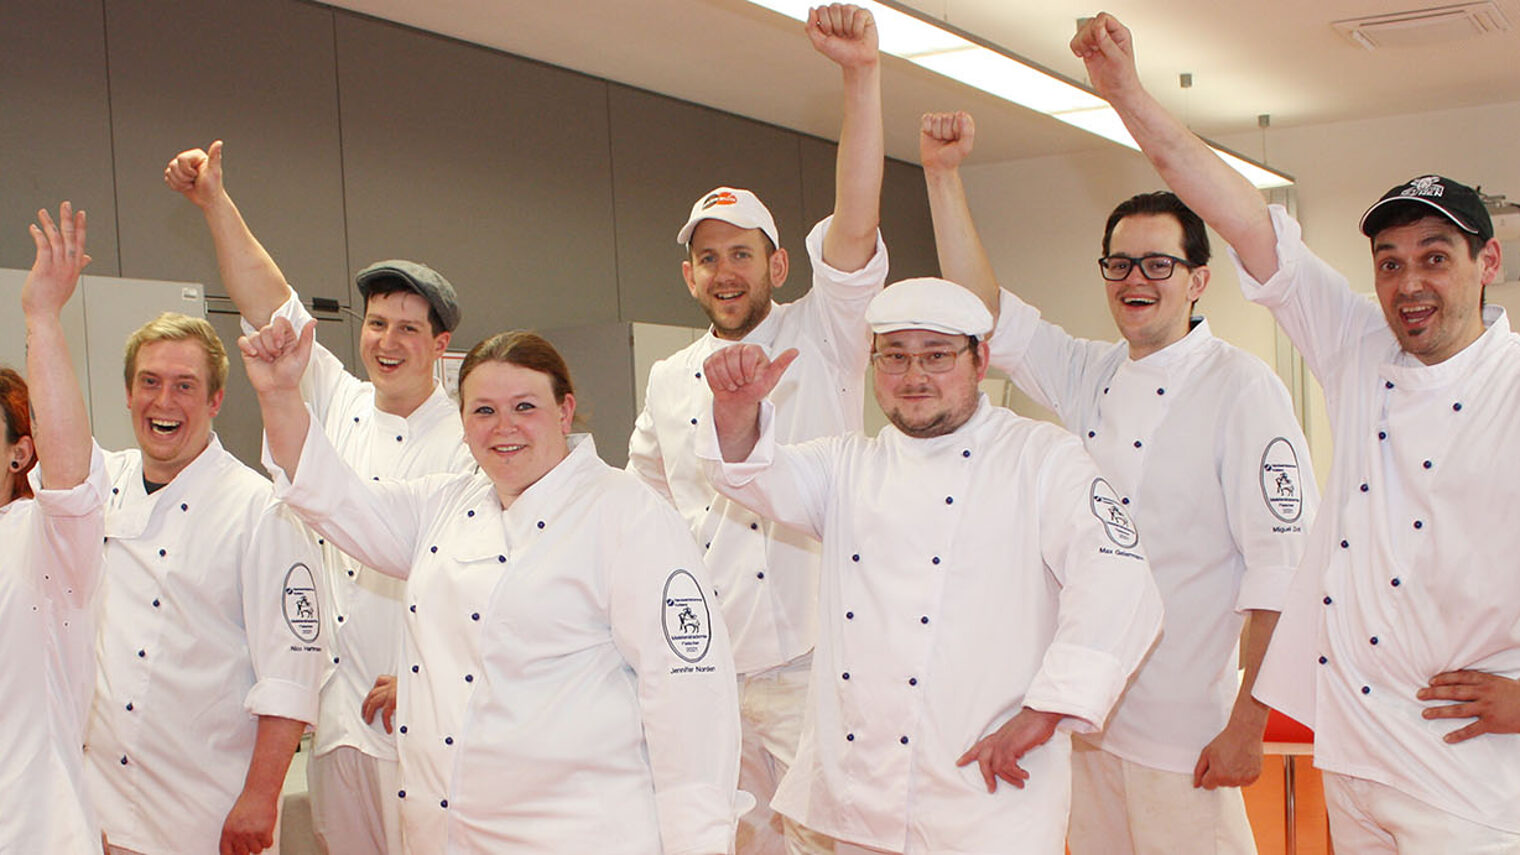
1104, 214, 1209, 359
1372, 215, 1501, 365
360, 290, 451, 415
872, 329, 988, 439
127, 338, 223, 483
460, 361, 574, 507
683, 219, 788, 341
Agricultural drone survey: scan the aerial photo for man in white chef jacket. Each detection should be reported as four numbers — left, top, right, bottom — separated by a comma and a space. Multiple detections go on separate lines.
166, 143, 475, 854
696, 278, 1164, 854
86, 312, 324, 855
917, 109, 1317, 854
1072, 12, 1520, 852
627, 5, 886, 852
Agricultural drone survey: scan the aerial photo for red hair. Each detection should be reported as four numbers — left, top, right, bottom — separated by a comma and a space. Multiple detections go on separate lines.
0, 367, 34, 501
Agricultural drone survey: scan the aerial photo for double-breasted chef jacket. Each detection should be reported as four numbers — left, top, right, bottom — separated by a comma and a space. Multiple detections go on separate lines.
272, 419, 747, 855
247, 292, 474, 763
1, 446, 108, 854
1243, 205, 1520, 832
698, 395, 1164, 853
988, 294, 1317, 773
629, 216, 887, 675
86, 437, 325, 854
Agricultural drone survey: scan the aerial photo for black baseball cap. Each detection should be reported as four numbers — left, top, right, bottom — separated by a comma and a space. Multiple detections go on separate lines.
1359, 175, 1494, 243
355, 259, 461, 333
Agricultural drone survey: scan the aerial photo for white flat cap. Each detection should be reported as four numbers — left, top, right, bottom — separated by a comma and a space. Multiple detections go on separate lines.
865, 277, 993, 337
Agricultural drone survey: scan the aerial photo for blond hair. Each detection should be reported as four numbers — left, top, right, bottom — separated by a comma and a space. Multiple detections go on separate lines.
122, 312, 230, 397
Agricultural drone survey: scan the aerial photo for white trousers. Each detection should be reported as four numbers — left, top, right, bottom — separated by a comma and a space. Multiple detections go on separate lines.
737, 655, 835, 855
1067, 739, 1256, 855
308, 746, 402, 855
1323, 771, 1520, 854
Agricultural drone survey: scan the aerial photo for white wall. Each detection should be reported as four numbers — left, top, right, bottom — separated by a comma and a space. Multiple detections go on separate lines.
960, 96, 1520, 477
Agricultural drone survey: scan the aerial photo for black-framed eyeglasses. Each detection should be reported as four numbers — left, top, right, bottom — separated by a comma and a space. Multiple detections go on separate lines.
1098, 254, 1197, 281
870, 344, 972, 375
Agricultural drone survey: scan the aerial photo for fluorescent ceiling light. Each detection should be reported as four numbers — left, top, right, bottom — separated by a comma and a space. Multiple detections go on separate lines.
746, 0, 1293, 189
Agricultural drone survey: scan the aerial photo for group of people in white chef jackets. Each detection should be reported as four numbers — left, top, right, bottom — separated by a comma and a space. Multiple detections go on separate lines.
8, 5, 1520, 855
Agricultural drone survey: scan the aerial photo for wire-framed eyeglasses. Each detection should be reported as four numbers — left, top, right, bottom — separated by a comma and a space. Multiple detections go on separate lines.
870, 344, 972, 375
1098, 254, 1197, 281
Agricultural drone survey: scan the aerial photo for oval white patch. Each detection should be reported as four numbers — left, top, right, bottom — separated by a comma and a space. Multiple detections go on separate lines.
1090, 477, 1140, 548
1259, 437, 1303, 523
283, 563, 321, 644
663, 569, 713, 663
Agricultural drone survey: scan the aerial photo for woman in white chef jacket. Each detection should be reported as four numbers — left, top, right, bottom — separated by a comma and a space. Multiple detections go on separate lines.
1, 203, 110, 853
241, 318, 748, 855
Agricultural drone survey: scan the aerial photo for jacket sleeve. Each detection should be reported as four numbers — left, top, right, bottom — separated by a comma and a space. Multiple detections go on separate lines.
795, 215, 888, 376
29, 442, 109, 609
985, 287, 1117, 424
239, 497, 325, 725
267, 412, 436, 579
695, 400, 836, 542
1230, 205, 1388, 384
1023, 433, 1164, 733
1219, 369, 1320, 613
606, 482, 748, 855
627, 374, 676, 506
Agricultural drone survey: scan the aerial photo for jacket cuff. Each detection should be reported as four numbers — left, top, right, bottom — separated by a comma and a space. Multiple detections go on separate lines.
244, 676, 319, 725
1022, 642, 1127, 734
655, 782, 751, 855
1236, 564, 1295, 613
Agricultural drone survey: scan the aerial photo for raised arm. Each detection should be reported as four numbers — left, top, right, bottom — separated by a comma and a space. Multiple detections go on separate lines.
809, 3, 883, 272
165, 141, 293, 327
239, 316, 315, 477
703, 344, 798, 463
1073, 14, 1278, 281
921, 112, 999, 319
21, 203, 92, 489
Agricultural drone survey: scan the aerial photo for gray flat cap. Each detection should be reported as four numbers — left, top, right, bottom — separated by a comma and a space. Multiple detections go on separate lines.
355, 259, 461, 333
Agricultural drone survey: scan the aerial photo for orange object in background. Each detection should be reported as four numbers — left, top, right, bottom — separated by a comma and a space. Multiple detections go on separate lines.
1250, 709, 1331, 855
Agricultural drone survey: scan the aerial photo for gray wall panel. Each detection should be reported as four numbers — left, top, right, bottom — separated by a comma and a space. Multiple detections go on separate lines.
799, 136, 938, 286
103, 0, 348, 304
880, 157, 938, 281
0, 0, 119, 274
609, 84, 811, 329
540, 322, 635, 469
335, 13, 618, 351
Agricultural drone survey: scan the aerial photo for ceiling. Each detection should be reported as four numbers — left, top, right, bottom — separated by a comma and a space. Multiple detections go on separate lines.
322, 0, 1520, 166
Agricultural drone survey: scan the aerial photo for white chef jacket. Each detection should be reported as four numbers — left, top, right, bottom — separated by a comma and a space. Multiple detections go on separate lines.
698, 395, 1164, 853
0, 446, 108, 854
1241, 205, 1520, 832
247, 292, 474, 761
272, 421, 747, 855
988, 293, 1316, 773
86, 436, 325, 854
629, 216, 887, 675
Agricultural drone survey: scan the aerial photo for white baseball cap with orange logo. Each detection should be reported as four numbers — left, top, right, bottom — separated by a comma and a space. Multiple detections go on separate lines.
676, 186, 781, 249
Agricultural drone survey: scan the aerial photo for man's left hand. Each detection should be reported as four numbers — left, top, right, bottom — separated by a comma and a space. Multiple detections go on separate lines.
1419, 670, 1520, 743
956, 707, 1063, 793
363, 674, 398, 734
1192, 719, 1264, 789
219, 788, 277, 855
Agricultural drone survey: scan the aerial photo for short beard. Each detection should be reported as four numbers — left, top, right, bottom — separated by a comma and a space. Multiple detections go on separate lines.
705, 300, 770, 341
886, 403, 975, 439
